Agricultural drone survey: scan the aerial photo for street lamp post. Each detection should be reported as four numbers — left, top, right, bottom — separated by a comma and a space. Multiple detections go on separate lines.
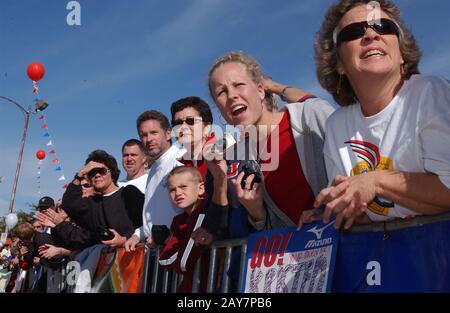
0, 96, 49, 216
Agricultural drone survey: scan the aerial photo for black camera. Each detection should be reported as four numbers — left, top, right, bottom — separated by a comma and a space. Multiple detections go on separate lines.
151, 225, 171, 246
240, 163, 262, 190
97, 227, 114, 241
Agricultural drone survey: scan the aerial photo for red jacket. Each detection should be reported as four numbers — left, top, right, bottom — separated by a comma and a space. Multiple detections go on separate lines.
159, 200, 210, 292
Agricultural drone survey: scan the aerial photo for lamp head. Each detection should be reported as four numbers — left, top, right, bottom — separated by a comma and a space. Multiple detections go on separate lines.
35, 99, 48, 112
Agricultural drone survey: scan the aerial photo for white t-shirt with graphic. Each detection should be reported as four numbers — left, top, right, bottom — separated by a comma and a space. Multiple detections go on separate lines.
324, 75, 450, 222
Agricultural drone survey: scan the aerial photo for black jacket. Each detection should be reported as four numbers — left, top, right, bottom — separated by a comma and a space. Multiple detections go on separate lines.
62, 183, 144, 245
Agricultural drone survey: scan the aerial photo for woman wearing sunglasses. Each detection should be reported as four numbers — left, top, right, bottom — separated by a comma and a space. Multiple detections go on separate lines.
307, 0, 450, 230
62, 150, 144, 249
170, 96, 239, 245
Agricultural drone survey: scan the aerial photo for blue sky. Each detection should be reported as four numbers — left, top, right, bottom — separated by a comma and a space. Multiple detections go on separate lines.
1, 0, 449, 217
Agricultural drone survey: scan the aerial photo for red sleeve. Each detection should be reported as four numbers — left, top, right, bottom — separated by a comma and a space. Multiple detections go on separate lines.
174, 212, 206, 273
298, 93, 315, 102
158, 220, 180, 269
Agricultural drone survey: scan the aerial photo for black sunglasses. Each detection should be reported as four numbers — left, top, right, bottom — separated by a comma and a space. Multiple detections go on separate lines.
81, 183, 92, 188
172, 116, 203, 127
87, 167, 108, 179
334, 18, 400, 46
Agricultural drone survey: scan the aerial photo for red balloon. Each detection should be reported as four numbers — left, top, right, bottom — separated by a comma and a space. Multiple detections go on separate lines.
27, 62, 45, 81
36, 150, 46, 160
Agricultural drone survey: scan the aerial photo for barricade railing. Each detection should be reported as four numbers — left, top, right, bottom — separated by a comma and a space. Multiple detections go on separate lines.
38, 211, 450, 293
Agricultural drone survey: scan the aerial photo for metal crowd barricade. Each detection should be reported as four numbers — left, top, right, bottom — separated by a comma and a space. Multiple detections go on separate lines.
46, 258, 69, 293
48, 212, 450, 293
205, 238, 247, 293
140, 246, 182, 293
142, 238, 248, 293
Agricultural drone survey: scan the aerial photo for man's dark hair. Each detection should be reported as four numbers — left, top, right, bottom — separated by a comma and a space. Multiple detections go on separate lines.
170, 96, 213, 125
121, 139, 148, 155
136, 110, 171, 134
85, 150, 121, 184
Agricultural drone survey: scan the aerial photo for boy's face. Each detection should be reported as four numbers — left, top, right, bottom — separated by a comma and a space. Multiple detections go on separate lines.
167, 172, 204, 212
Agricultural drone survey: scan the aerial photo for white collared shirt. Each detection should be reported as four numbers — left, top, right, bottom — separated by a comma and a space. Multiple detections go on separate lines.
134, 145, 183, 240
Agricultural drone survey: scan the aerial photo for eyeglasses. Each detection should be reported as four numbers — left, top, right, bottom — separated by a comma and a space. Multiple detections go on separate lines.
333, 18, 400, 46
172, 116, 203, 127
33, 225, 43, 230
87, 167, 109, 179
81, 183, 92, 188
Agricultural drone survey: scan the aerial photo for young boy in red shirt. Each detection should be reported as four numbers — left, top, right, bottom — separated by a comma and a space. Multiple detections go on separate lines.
159, 164, 228, 292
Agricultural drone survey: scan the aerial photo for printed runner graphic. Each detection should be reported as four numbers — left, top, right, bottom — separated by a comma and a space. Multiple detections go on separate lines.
241, 221, 339, 293
345, 140, 395, 216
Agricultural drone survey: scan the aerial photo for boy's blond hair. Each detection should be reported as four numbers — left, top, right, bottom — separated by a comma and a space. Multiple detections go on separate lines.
15, 223, 34, 242
167, 166, 203, 184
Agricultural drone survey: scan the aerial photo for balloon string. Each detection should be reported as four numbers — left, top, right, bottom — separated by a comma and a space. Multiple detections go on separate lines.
32, 80, 40, 95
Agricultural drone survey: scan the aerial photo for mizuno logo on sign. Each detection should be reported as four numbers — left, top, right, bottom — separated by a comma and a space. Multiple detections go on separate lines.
307, 221, 334, 240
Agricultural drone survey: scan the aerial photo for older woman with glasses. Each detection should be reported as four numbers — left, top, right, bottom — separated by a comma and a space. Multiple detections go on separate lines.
62, 150, 144, 249
308, 0, 450, 230
170, 96, 246, 246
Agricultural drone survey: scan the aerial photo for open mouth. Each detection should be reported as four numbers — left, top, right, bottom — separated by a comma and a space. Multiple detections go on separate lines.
362, 49, 386, 59
178, 131, 192, 138
231, 104, 247, 117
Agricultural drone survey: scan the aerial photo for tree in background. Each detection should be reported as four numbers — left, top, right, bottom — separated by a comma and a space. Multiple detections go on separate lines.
0, 210, 35, 234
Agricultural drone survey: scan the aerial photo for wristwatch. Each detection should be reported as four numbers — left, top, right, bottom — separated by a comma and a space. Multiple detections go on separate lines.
73, 173, 84, 182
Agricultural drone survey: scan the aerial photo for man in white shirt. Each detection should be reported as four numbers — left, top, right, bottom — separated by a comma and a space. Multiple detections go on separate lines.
125, 110, 182, 252
118, 139, 150, 194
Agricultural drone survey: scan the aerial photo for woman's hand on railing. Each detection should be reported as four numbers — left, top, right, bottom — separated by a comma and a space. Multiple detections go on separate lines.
315, 175, 369, 230
124, 234, 140, 252
191, 227, 214, 246
297, 208, 323, 231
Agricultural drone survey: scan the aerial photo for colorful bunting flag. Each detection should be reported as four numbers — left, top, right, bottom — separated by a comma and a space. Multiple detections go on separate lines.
35, 104, 68, 193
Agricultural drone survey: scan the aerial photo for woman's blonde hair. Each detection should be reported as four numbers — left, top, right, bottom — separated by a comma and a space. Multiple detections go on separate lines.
208, 51, 264, 99
208, 51, 279, 111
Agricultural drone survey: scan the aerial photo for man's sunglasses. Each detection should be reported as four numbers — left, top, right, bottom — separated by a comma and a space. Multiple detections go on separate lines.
333, 18, 400, 46
172, 116, 203, 127
87, 167, 109, 179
